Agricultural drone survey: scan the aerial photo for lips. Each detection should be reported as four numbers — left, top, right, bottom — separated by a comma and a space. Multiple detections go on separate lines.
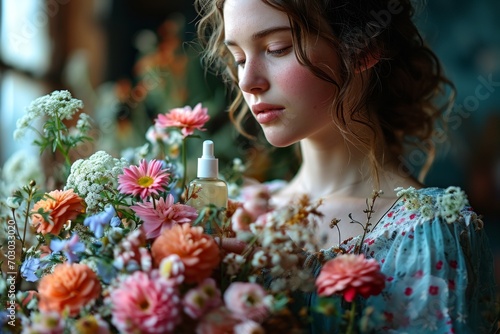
251, 103, 285, 124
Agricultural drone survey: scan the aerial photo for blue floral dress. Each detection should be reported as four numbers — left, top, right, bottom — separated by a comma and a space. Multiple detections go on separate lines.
298, 187, 497, 333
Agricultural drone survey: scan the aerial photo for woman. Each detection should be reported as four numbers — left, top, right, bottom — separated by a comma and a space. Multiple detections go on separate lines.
195, 0, 497, 332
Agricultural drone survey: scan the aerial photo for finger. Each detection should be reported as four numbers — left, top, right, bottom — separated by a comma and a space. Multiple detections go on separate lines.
214, 237, 247, 254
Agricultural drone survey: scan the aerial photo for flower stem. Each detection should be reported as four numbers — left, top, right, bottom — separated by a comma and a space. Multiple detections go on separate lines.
355, 191, 380, 255
16, 182, 35, 291
180, 137, 188, 202
346, 300, 356, 334
21, 185, 35, 250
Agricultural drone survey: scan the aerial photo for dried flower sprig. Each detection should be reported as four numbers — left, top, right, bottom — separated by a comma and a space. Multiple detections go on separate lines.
314, 190, 390, 334
13, 90, 92, 178
350, 190, 383, 255
2, 180, 44, 290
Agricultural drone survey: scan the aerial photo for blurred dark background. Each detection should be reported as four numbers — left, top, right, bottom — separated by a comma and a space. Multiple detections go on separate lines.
1, 0, 499, 292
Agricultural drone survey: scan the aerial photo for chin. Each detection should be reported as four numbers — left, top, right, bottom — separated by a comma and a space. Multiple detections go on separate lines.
263, 132, 298, 148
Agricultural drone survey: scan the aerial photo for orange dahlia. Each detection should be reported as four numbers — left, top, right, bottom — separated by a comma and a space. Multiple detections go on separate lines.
151, 224, 220, 283
38, 263, 101, 316
31, 189, 85, 235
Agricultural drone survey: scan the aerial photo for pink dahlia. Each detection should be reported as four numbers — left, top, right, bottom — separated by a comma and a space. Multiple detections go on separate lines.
241, 184, 271, 220
234, 320, 265, 334
131, 194, 198, 239
118, 159, 170, 200
155, 103, 210, 137
196, 307, 243, 334
183, 278, 222, 319
231, 207, 254, 232
316, 254, 386, 302
109, 271, 181, 333
223, 282, 270, 322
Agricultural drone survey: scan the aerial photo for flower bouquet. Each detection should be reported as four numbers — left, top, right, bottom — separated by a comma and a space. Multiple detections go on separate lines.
1, 91, 387, 334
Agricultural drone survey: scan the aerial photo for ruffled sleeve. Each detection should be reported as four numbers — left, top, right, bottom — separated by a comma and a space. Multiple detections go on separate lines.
298, 187, 498, 333
369, 206, 496, 333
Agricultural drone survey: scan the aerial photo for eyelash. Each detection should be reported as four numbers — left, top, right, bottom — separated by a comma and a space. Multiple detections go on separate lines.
234, 46, 292, 67
268, 47, 291, 56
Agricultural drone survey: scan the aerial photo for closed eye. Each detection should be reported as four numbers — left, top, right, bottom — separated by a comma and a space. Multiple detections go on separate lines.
234, 59, 246, 67
232, 45, 292, 68
267, 46, 292, 56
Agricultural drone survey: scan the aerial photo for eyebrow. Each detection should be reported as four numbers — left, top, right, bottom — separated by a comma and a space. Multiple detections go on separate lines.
224, 26, 291, 46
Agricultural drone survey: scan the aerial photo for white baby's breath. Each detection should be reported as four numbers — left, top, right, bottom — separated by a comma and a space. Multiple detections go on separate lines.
420, 205, 435, 219
436, 187, 468, 224
29, 90, 83, 119
244, 196, 321, 293
14, 90, 84, 139
76, 113, 92, 131
1, 150, 44, 193
395, 186, 417, 198
227, 183, 241, 198
251, 250, 268, 269
232, 158, 246, 173
65, 151, 128, 213
269, 277, 287, 292
396, 186, 468, 224
223, 253, 246, 276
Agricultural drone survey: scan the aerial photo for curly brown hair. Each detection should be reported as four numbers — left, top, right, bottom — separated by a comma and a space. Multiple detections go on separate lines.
194, 0, 454, 183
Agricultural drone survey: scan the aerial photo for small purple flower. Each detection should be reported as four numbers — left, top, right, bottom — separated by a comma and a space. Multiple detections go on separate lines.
110, 216, 121, 227
50, 234, 85, 263
0, 311, 8, 325
21, 257, 41, 282
94, 258, 118, 284
84, 204, 116, 238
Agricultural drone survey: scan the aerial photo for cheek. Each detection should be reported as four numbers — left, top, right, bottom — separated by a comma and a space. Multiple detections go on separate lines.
278, 64, 336, 107
276, 64, 310, 94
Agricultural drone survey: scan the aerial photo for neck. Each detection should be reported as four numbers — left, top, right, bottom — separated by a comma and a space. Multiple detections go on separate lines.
294, 137, 371, 198
290, 131, 412, 200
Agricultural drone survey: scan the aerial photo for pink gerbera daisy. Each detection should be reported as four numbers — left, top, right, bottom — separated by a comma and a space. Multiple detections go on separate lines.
131, 194, 198, 239
155, 103, 210, 137
118, 159, 170, 200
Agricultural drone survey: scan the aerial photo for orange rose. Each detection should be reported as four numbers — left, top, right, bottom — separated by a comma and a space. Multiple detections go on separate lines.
151, 224, 220, 283
31, 189, 85, 235
38, 263, 101, 316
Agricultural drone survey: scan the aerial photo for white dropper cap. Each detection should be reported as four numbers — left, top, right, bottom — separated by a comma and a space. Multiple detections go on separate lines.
197, 140, 219, 178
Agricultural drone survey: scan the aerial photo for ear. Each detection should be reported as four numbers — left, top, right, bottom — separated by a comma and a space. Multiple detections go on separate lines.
355, 53, 379, 73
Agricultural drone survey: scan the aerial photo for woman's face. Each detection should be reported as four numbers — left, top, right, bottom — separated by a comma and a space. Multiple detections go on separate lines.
223, 0, 342, 147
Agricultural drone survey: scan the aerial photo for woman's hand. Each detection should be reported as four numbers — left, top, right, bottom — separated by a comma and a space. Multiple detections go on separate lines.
215, 237, 248, 254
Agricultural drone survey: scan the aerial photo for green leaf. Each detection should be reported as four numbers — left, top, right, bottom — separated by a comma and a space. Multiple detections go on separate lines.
271, 293, 290, 311
32, 207, 52, 225
313, 297, 338, 316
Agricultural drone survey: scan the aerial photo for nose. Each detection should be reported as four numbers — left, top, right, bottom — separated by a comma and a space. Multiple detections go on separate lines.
238, 59, 270, 94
